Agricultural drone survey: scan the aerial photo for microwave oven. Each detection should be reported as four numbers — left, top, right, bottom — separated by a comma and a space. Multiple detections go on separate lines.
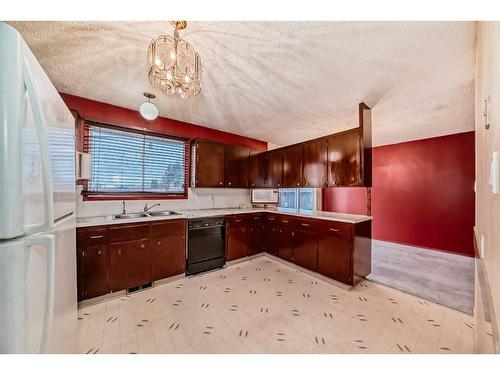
251, 189, 279, 204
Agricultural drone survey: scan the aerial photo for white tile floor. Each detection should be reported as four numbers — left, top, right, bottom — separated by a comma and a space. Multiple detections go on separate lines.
78, 256, 475, 354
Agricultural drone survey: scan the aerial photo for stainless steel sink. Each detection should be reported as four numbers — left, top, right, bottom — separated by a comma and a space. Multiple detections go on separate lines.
113, 212, 148, 220
147, 210, 180, 217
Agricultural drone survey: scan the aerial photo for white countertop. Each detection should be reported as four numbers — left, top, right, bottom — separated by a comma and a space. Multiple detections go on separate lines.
76, 207, 372, 228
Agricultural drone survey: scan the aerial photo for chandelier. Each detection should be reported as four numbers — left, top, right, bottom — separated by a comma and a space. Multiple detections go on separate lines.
147, 21, 202, 99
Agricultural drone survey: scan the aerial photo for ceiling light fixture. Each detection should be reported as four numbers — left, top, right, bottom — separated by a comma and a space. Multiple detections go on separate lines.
139, 92, 159, 120
147, 21, 202, 99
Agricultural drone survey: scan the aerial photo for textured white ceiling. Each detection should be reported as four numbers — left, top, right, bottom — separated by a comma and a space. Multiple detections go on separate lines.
8, 21, 476, 147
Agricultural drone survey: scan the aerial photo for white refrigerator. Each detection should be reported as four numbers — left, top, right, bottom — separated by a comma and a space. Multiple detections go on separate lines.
0, 22, 77, 353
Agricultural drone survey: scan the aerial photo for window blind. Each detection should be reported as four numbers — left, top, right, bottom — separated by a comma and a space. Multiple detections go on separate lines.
84, 122, 187, 196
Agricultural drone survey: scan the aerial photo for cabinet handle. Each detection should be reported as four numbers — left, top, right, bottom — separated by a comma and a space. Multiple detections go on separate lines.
282, 220, 289, 223
228, 182, 232, 186
157, 241, 161, 246
296, 182, 300, 186
305, 182, 309, 186
268, 217, 275, 221
118, 249, 121, 255
140, 244, 146, 249
301, 223, 311, 227
219, 181, 223, 185
278, 183, 281, 187
253, 217, 260, 220
235, 219, 242, 222
97, 250, 102, 255
89, 235, 104, 239
329, 228, 340, 232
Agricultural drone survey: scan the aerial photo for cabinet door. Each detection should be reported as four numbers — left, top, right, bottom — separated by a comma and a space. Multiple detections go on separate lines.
283, 145, 303, 187
292, 229, 318, 272
248, 223, 264, 255
226, 225, 248, 261
194, 140, 226, 187
317, 233, 352, 285
225, 145, 250, 188
327, 130, 362, 187
249, 152, 267, 188
266, 150, 283, 188
151, 234, 186, 281
303, 138, 327, 187
109, 239, 151, 292
277, 226, 293, 261
83, 244, 109, 300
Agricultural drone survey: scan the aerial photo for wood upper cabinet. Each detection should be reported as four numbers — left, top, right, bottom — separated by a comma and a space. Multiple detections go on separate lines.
283, 145, 303, 187
327, 130, 362, 187
192, 139, 226, 187
302, 138, 327, 188
109, 239, 151, 292
266, 150, 283, 188
249, 152, 267, 188
225, 144, 250, 188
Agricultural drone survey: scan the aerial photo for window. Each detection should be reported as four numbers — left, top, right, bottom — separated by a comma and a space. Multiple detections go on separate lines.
278, 188, 320, 213
83, 122, 188, 198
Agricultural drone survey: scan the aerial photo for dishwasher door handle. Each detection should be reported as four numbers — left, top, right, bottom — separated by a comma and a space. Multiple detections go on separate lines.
189, 225, 224, 231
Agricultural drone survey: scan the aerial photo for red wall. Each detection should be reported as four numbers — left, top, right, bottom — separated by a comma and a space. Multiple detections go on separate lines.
60, 93, 267, 151
322, 132, 475, 256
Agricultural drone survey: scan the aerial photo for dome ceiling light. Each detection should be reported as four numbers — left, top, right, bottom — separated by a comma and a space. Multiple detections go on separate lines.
147, 21, 202, 99
139, 92, 159, 120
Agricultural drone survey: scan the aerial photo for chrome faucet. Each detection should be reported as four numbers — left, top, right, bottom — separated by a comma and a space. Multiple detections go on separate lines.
144, 203, 160, 213
121, 201, 126, 215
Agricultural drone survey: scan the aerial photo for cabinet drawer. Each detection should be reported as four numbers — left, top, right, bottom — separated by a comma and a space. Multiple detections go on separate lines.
150, 219, 186, 237
226, 214, 248, 226
81, 228, 107, 246
317, 220, 352, 238
247, 213, 263, 222
108, 224, 150, 242
265, 214, 278, 223
291, 217, 317, 231
277, 215, 295, 227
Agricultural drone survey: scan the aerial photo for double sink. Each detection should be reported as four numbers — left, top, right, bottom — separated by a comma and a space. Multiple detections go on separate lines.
113, 210, 180, 220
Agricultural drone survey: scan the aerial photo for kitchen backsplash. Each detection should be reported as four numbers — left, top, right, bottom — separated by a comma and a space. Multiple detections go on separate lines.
76, 187, 252, 218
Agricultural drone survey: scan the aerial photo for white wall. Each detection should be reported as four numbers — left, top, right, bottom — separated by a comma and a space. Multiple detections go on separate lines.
475, 22, 500, 353
76, 188, 251, 217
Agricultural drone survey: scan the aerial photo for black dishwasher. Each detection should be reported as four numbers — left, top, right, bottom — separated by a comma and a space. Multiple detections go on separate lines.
187, 216, 226, 276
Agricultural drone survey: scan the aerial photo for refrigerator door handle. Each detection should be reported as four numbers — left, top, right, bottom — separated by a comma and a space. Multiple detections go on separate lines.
22, 58, 54, 235
26, 234, 55, 353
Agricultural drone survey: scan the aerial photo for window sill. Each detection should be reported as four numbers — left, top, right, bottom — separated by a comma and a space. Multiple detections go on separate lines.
83, 193, 188, 201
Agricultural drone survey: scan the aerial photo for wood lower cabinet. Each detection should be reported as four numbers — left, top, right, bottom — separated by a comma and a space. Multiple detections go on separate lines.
76, 219, 187, 301
317, 233, 352, 285
277, 226, 293, 261
248, 222, 265, 255
226, 223, 248, 261
79, 244, 109, 300
109, 239, 150, 292
283, 145, 303, 187
292, 229, 318, 272
151, 234, 186, 281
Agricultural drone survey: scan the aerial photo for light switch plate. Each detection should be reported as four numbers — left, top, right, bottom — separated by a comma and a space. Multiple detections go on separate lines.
490, 151, 499, 194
